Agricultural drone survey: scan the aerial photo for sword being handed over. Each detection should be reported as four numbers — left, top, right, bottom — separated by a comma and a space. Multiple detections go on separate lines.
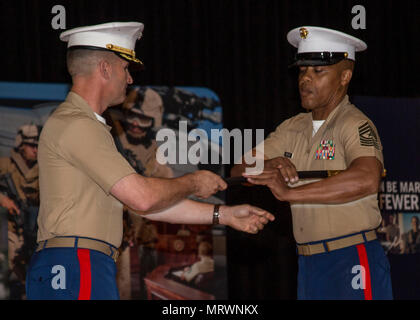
225, 169, 387, 186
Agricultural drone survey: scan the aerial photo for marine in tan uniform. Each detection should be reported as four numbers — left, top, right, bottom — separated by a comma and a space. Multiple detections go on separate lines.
232, 27, 393, 300
0, 124, 41, 299
26, 22, 274, 300
257, 94, 383, 243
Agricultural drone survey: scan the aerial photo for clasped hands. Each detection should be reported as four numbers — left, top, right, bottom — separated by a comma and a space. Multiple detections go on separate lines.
242, 157, 299, 201
189, 170, 275, 234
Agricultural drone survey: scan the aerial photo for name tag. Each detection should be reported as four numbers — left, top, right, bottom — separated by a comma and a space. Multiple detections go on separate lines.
315, 139, 335, 160
284, 152, 293, 159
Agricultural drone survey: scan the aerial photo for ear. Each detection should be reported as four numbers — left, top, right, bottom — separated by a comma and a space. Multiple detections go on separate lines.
340, 68, 353, 86
98, 59, 112, 80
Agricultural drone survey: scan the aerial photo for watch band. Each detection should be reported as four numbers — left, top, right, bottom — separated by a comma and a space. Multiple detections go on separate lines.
213, 204, 220, 225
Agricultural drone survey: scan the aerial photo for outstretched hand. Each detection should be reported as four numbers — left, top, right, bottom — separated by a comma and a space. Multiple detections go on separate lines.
221, 204, 275, 234
243, 168, 291, 201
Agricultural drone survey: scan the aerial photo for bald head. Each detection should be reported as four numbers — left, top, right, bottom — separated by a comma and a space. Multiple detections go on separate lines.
66, 49, 119, 77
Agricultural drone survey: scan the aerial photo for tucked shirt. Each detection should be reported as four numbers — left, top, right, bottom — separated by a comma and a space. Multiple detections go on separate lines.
37, 92, 136, 247
261, 95, 384, 243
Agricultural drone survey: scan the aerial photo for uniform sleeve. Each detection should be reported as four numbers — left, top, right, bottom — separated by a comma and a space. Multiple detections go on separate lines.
59, 118, 136, 194
341, 118, 384, 166
259, 121, 289, 159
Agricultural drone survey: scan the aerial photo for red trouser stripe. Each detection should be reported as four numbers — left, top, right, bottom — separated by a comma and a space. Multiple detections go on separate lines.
77, 249, 92, 300
356, 243, 372, 300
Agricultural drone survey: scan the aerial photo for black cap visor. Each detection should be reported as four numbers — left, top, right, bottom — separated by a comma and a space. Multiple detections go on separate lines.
289, 52, 351, 68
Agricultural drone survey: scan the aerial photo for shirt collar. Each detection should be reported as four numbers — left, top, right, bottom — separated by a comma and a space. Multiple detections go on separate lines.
65, 91, 112, 130
94, 112, 107, 125
323, 94, 350, 123
303, 94, 350, 140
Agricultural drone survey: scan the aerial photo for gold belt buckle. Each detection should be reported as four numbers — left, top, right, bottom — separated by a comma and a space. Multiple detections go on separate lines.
325, 241, 332, 252
111, 248, 119, 262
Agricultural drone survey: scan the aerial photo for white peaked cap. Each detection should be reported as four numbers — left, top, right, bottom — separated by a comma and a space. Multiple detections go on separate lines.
60, 22, 144, 64
287, 26, 367, 66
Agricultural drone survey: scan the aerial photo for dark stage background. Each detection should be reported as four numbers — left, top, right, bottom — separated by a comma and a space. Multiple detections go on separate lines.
0, 0, 418, 299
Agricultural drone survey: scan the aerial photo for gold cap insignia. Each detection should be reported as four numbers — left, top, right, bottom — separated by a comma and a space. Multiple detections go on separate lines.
106, 43, 143, 65
300, 27, 309, 39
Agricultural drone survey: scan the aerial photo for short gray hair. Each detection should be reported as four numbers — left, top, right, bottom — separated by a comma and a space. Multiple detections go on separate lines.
66, 49, 118, 77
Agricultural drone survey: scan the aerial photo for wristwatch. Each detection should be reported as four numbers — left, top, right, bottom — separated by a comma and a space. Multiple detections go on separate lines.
213, 204, 220, 225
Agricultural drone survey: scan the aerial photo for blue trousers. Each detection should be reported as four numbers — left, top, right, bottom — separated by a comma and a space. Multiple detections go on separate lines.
26, 244, 119, 300
298, 238, 393, 300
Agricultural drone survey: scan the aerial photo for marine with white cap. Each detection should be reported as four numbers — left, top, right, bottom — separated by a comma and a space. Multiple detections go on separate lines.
26, 22, 275, 300
232, 26, 393, 299
60, 21, 145, 65
287, 26, 367, 66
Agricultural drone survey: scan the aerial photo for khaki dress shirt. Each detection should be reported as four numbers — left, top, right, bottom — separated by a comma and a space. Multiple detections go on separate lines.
262, 96, 384, 243
37, 92, 135, 248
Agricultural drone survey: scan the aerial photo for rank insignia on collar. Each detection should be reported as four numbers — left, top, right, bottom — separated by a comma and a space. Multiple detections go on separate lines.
315, 139, 335, 160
